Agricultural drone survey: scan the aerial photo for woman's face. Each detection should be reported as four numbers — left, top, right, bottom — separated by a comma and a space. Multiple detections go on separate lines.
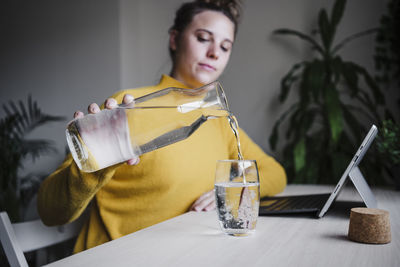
170, 10, 235, 88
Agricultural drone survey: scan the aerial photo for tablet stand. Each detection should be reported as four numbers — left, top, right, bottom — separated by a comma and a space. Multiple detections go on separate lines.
349, 166, 378, 208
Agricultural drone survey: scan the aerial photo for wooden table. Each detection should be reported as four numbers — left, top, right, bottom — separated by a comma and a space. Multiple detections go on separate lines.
44, 185, 400, 267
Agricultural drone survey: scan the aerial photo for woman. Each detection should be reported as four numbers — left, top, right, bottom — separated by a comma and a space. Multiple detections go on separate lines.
38, 0, 286, 253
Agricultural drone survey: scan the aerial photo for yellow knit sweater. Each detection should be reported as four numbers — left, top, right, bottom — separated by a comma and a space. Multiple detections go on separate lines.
37, 75, 286, 253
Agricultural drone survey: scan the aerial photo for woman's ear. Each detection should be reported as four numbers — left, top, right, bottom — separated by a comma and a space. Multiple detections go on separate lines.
169, 30, 178, 51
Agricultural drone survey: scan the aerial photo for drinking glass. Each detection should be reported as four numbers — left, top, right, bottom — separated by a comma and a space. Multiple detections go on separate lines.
214, 160, 260, 236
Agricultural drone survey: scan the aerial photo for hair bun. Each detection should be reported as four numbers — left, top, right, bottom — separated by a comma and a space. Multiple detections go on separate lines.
196, 0, 242, 21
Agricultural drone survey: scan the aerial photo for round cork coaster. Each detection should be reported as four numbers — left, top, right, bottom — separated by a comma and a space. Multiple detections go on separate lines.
348, 207, 391, 244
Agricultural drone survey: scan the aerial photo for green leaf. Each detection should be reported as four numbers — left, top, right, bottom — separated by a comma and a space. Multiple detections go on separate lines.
304, 135, 324, 183
318, 9, 332, 52
286, 108, 302, 140
342, 61, 384, 120
341, 104, 363, 143
21, 140, 57, 162
299, 64, 312, 109
324, 85, 343, 143
354, 63, 385, 105
274, 29, 324, 54
2, 97, 66, 138
287, 107, 317, 148
330, 56, 342, 84
279, 62, 304, 102
331, 0, 346, 31
18, 100, 29, 130
303, 108, 317, 132
269, 125, 279, 151
305, 60, 326, 101
355, 90, 378, 121
331, 28, 377, 54
0, 96, 66, 221
341, 62, 359, 97
376, 120, 400, 165
269, 104, 298, 150
294, 137, 306, 173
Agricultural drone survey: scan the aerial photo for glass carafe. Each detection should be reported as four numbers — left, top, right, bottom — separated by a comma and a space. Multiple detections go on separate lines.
66, 81, 229, 172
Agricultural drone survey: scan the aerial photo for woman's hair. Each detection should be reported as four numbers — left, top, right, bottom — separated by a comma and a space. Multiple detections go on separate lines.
169, 0, 242, 59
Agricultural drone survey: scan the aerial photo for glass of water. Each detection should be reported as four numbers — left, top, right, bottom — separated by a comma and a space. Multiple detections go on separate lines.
214, 160, 260, 236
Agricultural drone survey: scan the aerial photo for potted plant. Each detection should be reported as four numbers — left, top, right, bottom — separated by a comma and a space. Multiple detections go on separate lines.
269, 0, 387, 184
373, 0, 400, 189
0, 96, 65, 222
376, 120, 400, 189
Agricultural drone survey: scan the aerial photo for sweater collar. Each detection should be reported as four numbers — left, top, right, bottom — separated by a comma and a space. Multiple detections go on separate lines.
158, 74, 190, 89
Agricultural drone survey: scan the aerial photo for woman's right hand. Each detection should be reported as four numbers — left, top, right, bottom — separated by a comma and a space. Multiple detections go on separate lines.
73, 94, 140, 166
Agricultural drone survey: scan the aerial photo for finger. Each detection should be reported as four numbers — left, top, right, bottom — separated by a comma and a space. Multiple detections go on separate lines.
190, 192, 211, 210
126, 157, 140, 165
88, 103, 100, 114
189, 189, 214, 211
122, 94, 134, 105
190, 198, 204, 211
73, 111, 84, 119
104, 98, 118, 110
204, 200, 216, 211
121, 94, 135, 108
192, 192, 215, 212
196, 190, 214, 202
193, 197, 214, 212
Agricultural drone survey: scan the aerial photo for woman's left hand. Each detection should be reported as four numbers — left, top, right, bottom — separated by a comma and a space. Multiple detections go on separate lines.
190, 190, 215, 212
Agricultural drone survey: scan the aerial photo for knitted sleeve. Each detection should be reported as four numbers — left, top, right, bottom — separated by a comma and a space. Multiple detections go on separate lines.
37, 155, 119, 226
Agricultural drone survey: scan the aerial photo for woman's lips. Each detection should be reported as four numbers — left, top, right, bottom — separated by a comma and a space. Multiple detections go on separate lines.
199, 63, 216, 72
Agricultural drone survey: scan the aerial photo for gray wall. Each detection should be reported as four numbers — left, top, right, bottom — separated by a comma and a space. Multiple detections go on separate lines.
0, 0, 120, 175
1, 0, 392, 178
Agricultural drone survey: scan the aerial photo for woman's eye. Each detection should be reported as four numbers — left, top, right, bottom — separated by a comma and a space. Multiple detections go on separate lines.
221, 46, 230, 52
197, 36, 209, 42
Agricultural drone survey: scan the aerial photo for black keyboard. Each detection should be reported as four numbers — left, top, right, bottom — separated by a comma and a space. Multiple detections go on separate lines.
259, 193, 330, 215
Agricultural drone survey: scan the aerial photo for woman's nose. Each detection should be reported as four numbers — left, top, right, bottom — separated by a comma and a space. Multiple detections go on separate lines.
207, 44, 219, 60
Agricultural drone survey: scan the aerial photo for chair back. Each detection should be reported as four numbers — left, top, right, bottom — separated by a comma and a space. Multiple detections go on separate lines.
0, 211, 84, 267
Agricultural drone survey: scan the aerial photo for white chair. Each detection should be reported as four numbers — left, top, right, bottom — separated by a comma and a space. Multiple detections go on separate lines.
0, 211, 84, 267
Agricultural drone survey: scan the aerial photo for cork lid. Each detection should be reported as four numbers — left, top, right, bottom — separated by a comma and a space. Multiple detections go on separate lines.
348, 207, 391, 244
